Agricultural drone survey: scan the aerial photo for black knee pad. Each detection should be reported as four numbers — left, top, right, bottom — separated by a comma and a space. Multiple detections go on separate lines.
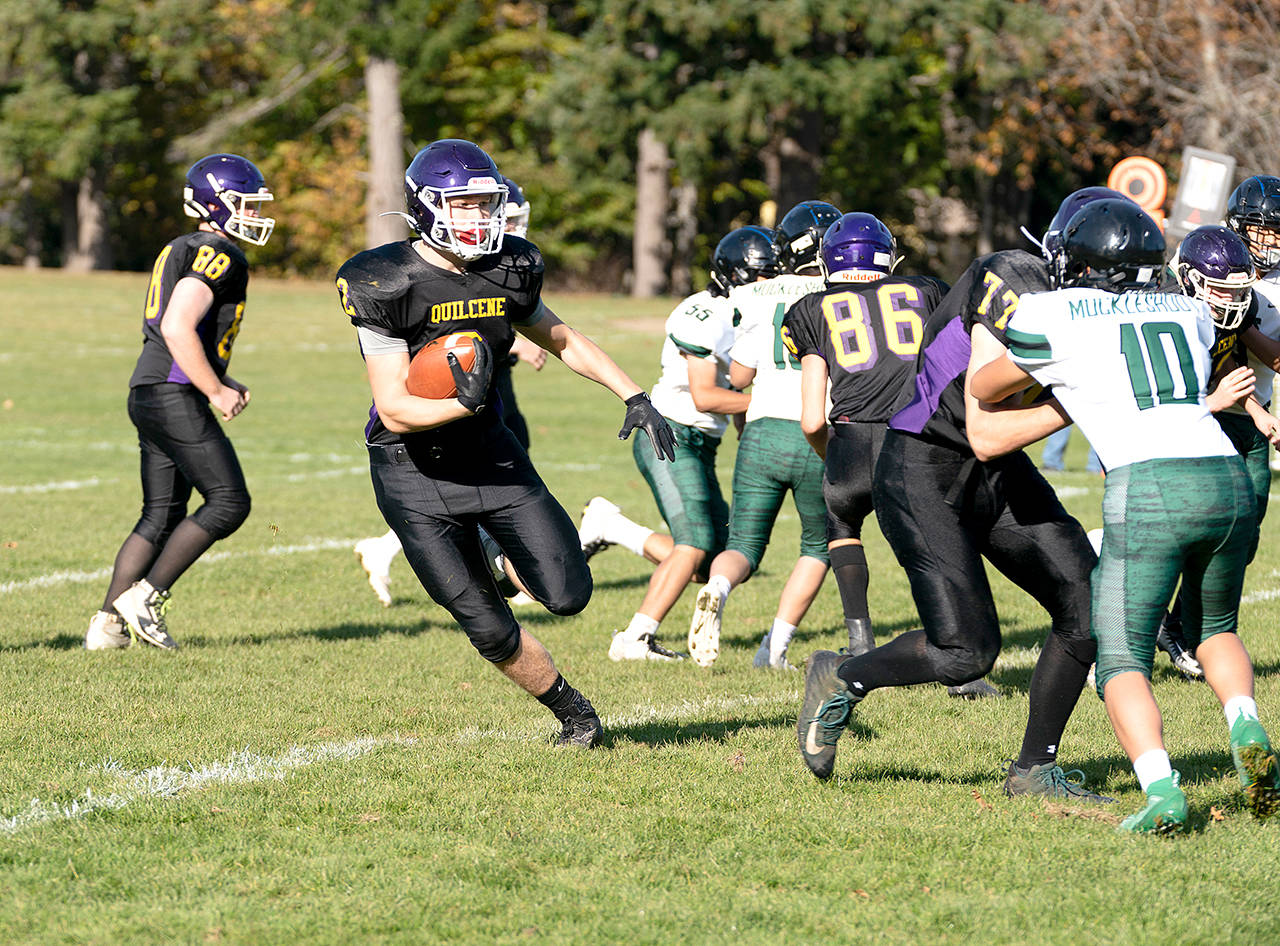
936, 642, 999, 687
194, 490, 251, 540
541, 577, 592, 617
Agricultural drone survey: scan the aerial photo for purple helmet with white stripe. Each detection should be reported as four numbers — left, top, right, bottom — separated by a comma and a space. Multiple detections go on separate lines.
183, 153, 274, 246
404, 139, 507, 260
1173, 225, 1256, 330
819, 213, 898, 283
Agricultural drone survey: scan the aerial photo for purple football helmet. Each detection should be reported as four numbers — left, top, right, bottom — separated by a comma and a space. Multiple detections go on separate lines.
775, 200, 842, 274
183, 153, 274, 246
404, 139, 507, 260
502, 175, 530, 237
1226, 175, 1280, 271
820, 212, 898, 283
1173, 225, 1256, 330
1040, 186, 1132, 260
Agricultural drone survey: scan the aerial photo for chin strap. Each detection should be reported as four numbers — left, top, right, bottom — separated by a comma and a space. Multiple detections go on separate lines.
1020, 225, 1047, 258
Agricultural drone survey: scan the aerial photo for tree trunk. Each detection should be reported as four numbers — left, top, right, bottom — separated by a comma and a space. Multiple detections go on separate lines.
365, 56, 409, 248
632, 127, 670, 298
763, 108, 823, 214
19, 175, 40, 269
62, 169, 112, 271
668, 181, 697, 297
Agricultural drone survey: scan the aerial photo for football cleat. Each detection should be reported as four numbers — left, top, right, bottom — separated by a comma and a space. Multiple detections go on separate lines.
947, 678, 1002, 699
555, 694, 604, 749
608, 631, 684, 662
797, 650, 860, 780
687, 584, 725, 668
84, 610, 130, 651
508, 591, 539, 607
753, 632, 772, 669
1002, 760, 1114, 803
112, 580, 178, 650
1230, 715, 1280, 820
1156, 615, 1203, 680
578, 497, 620, 561
1119, 772, 1188, 835
354, 533, 399, 607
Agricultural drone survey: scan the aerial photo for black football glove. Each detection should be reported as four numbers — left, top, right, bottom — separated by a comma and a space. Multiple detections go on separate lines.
448, 337, 493, 413
618, 392, 677, 462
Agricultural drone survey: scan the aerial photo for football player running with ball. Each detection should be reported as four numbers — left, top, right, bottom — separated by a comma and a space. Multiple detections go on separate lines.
335, 139, 674, 748
85, 154, 274, 651
971, 198, 1280, 832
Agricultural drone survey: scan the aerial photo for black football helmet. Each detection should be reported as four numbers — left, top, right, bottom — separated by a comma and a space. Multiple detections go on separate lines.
1040, 186, 1132, 260
1171, 225, 1256, 330
1225, 175, 1280, 272
775, 200, 841, 274
709, 226, 783, 297
1051, 198, 1166, 292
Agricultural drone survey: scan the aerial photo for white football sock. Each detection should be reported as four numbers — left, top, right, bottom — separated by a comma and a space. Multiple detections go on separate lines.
623, 613, 660, 640
1224, 695, 1260, 727
609, 515, 655, 558
707, 574, 732, 601
769, 619, 797, 666
1132, 748, 1173, 793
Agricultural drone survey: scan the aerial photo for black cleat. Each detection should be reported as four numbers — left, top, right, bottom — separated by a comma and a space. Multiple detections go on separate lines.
555, 694, 604, 748
1156, 614, 1203, 681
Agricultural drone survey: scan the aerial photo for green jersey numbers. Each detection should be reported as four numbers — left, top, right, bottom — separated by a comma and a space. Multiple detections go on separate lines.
821, 282, 924, 373
772, 303, 801, 370
1119, 321, 1200, 410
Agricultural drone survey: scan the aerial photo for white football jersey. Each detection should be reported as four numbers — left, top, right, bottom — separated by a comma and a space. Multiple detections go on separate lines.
648, 289, 735, 435
728, 274, 825, 423
1007, 287, 1235, 470
1245, 277, 1280, 411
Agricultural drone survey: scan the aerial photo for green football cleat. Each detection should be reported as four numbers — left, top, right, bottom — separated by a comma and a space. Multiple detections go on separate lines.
1230, 716, 1280, 820
797, 650, 860, 780
1119, 773, 1188, 835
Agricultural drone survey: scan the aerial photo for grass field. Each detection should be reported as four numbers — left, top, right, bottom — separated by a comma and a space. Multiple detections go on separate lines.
2, 266, 1280, 945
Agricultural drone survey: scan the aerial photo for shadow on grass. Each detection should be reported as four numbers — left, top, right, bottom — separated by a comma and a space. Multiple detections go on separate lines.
603, 712, 878, 749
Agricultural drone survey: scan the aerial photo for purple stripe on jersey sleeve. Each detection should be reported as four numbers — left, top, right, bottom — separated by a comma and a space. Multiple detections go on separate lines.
889, 315, 969, 433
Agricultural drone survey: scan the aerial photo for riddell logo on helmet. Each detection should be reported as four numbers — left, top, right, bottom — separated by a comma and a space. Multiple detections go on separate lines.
469, 177, 499, 188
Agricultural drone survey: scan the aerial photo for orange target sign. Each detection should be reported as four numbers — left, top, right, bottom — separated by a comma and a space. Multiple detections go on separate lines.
1108, 156, 1167, 228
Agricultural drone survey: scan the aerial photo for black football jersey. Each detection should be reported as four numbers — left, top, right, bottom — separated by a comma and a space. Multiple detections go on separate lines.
336, 236, 544, 445
889, 249, 1052, 451
783, 274, 949, 424
129, 231, 250, 388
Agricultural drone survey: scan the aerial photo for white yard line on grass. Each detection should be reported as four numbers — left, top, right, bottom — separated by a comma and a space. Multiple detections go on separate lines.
0, 477, 105, 494
0, 538, 364, 595
0, 735, 418, 838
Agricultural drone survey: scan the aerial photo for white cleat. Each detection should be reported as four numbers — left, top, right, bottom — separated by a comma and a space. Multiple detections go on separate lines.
509, 591, 539, 607
112, 580, 177, 650
578, 496, 620, 561
753, 632, 772, 669
687, 584, 724, 668
84, 610, 130, 651
608, 631, 684, 662
354, 534, 399, 607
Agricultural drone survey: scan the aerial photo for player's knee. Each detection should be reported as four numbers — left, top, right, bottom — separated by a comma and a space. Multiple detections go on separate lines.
195, 489, 251, 539
472, 619, 521, 663
134, 503, 186, 545
937, 640, 999, 686
541, 579, 592, 617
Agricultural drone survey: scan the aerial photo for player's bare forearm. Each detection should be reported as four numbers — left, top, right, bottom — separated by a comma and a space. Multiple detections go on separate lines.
1243, 326, 1280, 373
688, 357, 750, 414
1244, 395, 1280, 443
365, 352, 476, 433
967, 395, 1070, 461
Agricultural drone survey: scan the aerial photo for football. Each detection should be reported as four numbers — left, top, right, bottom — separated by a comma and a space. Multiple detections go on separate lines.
406, 332, 480, 398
